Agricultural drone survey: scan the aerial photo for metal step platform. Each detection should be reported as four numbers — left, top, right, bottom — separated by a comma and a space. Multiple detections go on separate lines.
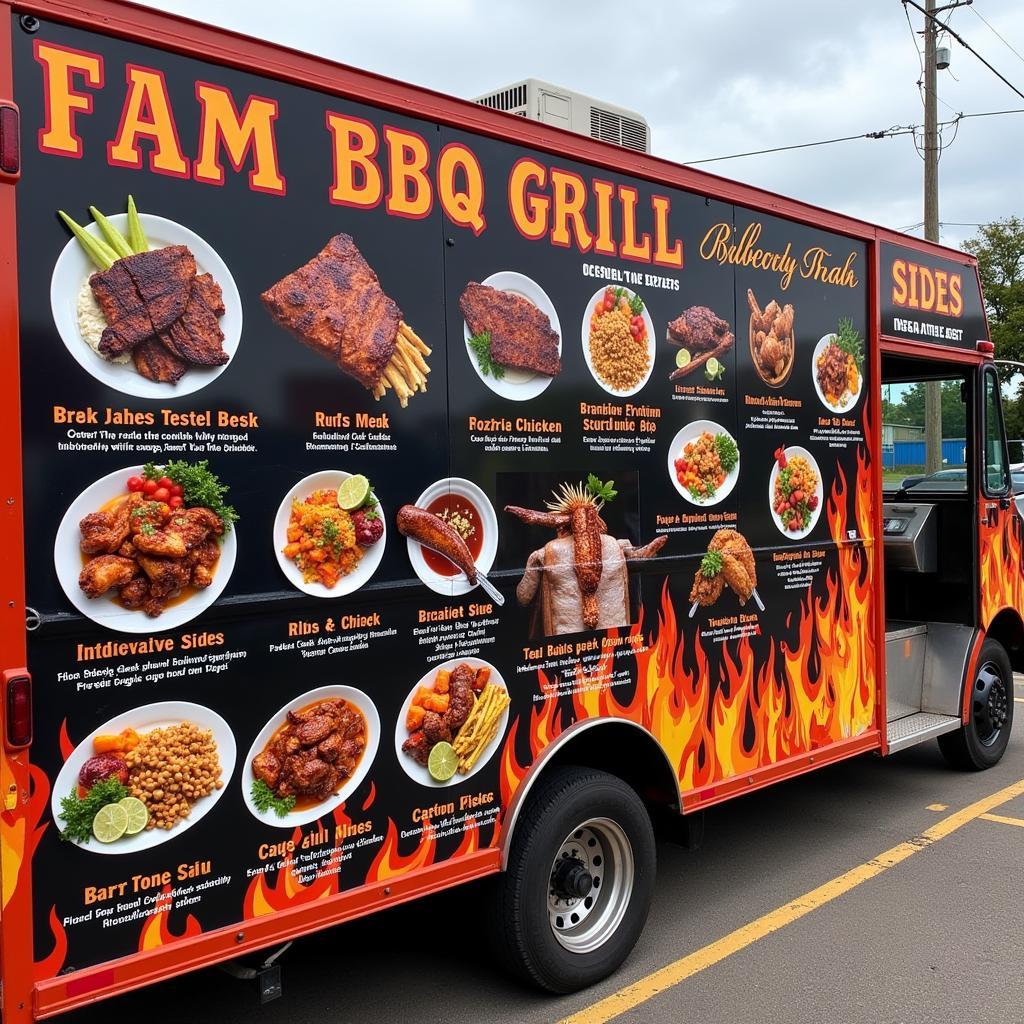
886, 712, 961, 753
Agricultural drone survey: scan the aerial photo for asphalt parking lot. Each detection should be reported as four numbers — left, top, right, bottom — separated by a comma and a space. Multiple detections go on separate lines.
70, 676, 1024, 1024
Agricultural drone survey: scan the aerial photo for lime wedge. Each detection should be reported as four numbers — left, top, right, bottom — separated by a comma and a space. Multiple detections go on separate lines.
675, 348, 692, 369
118, 796, 149, 835
705, 357, 723, 381
93, 802, 129, 843
427, 741, 459, 782
337, 474, 370, 511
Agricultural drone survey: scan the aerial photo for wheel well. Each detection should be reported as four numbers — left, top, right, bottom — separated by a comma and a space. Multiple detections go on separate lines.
986, 610, 1024, 673
543, 722, 680, 812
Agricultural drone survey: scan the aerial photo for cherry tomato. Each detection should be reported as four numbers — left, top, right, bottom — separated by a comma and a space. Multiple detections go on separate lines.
170, 484, 184, 498
168, 495, 184, 510
126, 475, 144, 492
142, 479, 158, 496
603, 296, 615, 312
630, 324, 640, 338
152, 487, 170, 503
157, 476, 174, 490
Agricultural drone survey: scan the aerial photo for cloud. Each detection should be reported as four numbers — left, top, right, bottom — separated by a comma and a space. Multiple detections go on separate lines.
139, 0, 1024, 246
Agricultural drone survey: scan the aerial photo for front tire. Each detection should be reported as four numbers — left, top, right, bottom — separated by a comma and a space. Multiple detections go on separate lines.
492, 766, 656, 993
939, 638, 1014, 770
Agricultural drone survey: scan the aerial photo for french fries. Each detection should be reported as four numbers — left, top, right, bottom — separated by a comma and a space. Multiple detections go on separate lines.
451, 682, 510, 774
372, 322, 433, 407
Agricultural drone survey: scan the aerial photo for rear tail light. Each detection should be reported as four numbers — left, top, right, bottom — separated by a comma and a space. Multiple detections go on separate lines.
0, 103, 19, 177
5, 671, 32, 749
977, 340, 995, 355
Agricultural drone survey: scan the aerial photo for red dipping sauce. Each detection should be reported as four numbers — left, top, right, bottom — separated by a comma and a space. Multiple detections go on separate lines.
421, 493, 483, 577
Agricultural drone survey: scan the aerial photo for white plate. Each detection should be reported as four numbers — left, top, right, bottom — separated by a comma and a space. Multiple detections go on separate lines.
273, 471, 386, 598
406, 478, 498, 598
811, 334, 863, 414
666, 419, 740, 505
241, 686, 380, 828
50, 701, 236, 855
581, 286, 656, 397
54, 464, 238, 634
395, 658, 509, 788
768, 445, 824, 539
50, 213, 242, 399
463, 271, 561, 401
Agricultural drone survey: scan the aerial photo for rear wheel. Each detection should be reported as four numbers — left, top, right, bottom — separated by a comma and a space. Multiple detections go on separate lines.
939, 638, 1014, 770
492, 766, 655, 993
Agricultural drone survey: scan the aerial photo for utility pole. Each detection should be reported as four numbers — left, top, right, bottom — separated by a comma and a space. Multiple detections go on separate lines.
918, 0, 970, 473
923, 0, 942, 474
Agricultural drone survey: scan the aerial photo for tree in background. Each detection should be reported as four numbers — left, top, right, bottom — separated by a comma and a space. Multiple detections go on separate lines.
964, 217, 1024, 439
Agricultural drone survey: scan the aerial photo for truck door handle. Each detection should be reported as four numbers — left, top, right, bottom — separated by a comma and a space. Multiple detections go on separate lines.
983, 502, 999, 526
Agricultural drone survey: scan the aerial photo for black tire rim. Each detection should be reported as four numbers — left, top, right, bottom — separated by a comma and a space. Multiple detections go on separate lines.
973, 660, 1009, 747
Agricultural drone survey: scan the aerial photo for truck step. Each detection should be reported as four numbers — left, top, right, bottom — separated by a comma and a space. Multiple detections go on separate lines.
886, 712, 961, 753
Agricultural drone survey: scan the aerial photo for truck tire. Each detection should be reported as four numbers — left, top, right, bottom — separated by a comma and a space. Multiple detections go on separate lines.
938, 638, 1014, 770
492, 765, 655, 994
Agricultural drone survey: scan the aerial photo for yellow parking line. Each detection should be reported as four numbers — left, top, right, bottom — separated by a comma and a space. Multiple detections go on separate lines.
560, 777, 1024, 1024
980, 812, 1024, 829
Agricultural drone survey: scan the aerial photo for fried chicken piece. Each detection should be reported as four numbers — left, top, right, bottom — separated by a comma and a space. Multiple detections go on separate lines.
401, 731, 430, 766
760, 333, 783, 373
188, 540, 220, 589
252, 749, 282, 789
294, 714, 338, 747
136, 554, 191, 597
317, 732, 343, 764
711, 530, 757, 588
133, 527, 188, 559
79, 555, 138, 598
79, 493, 143, 555
118, 576, 149, 609
142, 591, 169, 618
719, 553, 753, 603
689, 569, 724, 607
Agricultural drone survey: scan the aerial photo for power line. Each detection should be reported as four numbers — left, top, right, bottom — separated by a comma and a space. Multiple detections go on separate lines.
970, 5, 1024, 68
684, 107, 1021, 165
902, 0, 1024, 101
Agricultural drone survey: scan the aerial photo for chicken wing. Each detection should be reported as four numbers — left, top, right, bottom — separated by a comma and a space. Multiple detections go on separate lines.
79, 494, 142, 555
79, 555, 138, 598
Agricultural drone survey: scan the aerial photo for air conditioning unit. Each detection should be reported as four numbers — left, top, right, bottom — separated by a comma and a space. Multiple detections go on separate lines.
473, 78, 650, 154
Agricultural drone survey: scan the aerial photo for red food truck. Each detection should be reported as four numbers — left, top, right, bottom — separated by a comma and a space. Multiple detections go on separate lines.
0, 0, 1018, 1017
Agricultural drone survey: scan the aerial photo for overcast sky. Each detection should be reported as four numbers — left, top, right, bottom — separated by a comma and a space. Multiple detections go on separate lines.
139, 0, 1024, 251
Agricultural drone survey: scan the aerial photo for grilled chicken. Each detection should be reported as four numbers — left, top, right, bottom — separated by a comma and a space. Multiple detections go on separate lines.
460, 282, 561, 376
158, 274, 228, 366
396, 504, 478, 583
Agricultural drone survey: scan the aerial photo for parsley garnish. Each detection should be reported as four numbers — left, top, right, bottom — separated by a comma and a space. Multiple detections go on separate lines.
251, 779, 296, 818
586, 474, 618, 504
59, 778, 130, 844
628, 292, 644, 316
468, 331, 505, 380
701, 550, 723, 577
714, 434, 739, 474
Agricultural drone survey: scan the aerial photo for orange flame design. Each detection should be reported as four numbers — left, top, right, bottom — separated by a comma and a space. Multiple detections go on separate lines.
500, 428, 878, 806
59, 719, 74, 762
979, 505, 1024, 626
365, 818, 437, 883
35, 906, 69, 979
138, 885, 202, 951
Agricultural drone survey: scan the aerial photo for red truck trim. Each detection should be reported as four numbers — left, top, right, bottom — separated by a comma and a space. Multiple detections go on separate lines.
32, 848, 499, 1018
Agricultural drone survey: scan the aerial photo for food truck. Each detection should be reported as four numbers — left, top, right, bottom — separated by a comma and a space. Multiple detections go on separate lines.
0, 0, 1018, 1016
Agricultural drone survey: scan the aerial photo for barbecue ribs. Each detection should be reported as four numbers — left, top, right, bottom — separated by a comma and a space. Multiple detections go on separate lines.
260, 234, 402, 390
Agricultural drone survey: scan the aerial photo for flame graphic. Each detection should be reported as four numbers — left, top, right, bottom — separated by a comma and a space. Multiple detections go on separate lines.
365, 819, 437, 883
979, 505, 1024, 626
59, 720, 74, 762
35, 906, 69, 979
138, 885, 202, 951
243, 820, 342, 919
500, 428, 878, 805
